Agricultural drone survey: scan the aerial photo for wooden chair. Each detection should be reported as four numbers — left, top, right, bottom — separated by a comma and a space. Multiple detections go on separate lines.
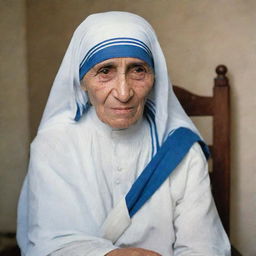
0, 246, 20, 256
0, 233, 20, 256
173, 65, 241, 256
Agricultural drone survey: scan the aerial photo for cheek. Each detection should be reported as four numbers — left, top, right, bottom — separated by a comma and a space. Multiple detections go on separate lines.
136, 80, 154, 101
82, 75, 110, 105
86, 85, 108, 106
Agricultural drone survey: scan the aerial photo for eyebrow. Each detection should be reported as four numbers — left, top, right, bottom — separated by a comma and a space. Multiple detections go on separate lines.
93, 61, 117, 70
128, 60, 153, 71
128, 60, 150, 68
127, 62, 149, 68
92, 59, 152, 73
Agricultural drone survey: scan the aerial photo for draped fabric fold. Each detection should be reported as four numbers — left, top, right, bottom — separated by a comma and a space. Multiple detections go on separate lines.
101, 127, 210, 243
126, 127, 210, 217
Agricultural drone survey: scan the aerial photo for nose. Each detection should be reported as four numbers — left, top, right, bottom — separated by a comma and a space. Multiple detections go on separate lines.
112, 73, 134, 102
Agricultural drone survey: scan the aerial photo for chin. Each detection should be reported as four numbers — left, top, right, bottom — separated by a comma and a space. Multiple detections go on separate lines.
106, 117, 140, 129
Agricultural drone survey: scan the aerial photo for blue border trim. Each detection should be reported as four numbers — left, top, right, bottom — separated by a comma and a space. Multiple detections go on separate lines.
146, 98, 156, 114
82, 40, 152, 67
74, 102, 91, 121
125, 127, 210, 217
80, 37, 152, 67
145, 114, 155, 158
79, 45, 154, 80
145, 106, 159, 151
145, 102, 159, 155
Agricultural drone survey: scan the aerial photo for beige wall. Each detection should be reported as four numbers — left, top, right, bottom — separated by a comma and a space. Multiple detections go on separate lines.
0, 0, 29, 231
1, 0, 255, 255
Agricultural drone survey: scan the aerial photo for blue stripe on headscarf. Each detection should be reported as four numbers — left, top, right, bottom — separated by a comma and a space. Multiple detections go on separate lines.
144, 100, 159, 157
125, 127, 210, 217
145, 103, 159, 152
80, 37, 153, 68
79, 44, 154, 80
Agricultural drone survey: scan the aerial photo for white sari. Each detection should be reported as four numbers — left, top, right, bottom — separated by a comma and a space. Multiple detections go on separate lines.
17, 11, 230, 256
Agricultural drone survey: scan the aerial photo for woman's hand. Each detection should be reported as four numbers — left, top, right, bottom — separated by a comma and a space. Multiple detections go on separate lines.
105, 248, 162, 256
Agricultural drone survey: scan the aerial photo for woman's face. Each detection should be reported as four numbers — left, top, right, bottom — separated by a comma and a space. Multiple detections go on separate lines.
82, 57, 154, 129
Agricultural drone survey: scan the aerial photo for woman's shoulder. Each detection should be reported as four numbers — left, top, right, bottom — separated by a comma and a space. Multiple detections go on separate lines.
175, 142, 208, 177
31, 117, 91, 153
188, 142, 208, 163
169, 142, 209, 198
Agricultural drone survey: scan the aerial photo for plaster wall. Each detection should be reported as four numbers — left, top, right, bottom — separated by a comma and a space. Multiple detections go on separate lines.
0, 0, 29, 231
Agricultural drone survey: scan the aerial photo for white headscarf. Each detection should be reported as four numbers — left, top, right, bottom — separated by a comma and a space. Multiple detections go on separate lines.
38, 11, 199, 145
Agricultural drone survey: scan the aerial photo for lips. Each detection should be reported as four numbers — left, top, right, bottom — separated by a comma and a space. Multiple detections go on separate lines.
111, 106, 135, 114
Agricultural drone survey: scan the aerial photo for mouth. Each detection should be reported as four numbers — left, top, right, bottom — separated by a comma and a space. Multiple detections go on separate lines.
111, 107, 135, 114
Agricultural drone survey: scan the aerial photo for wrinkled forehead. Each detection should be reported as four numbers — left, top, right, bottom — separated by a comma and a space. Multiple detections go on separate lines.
77, 12, 154, 80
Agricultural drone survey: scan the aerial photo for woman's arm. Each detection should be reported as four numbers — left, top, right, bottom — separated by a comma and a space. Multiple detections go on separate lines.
170, 143, 231, 256
17, 133, 117, 256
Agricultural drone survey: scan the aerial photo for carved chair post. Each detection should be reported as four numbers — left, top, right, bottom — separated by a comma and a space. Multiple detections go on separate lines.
212, 65, 230, 235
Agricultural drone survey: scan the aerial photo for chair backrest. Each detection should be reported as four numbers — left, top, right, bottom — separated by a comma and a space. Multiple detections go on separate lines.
173, 65, 230, 235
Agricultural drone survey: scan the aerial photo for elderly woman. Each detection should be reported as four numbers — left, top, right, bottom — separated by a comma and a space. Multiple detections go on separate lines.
17, 12, 230, 256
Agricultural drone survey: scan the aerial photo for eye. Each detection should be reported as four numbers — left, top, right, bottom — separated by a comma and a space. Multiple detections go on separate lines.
134, 66, 146, 73
98, 67, 110, 74
129, 64, 148, 80
95, 65, 115, 82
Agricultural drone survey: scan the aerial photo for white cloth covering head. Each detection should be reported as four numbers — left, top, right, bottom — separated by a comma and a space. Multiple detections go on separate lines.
39, 11, 199, 144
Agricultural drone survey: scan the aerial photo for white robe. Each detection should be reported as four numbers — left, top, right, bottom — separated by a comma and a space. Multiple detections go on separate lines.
17, 108, 230, 256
